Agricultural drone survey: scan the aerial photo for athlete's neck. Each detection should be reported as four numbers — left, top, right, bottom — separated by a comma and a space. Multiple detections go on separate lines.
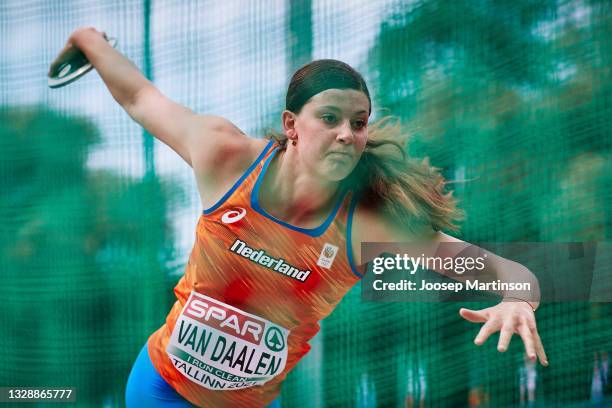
258, 148, 342, 228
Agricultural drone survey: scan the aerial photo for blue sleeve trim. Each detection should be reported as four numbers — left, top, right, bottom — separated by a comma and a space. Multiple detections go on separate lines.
346, 193, 364, 278
202, 138, 275, 215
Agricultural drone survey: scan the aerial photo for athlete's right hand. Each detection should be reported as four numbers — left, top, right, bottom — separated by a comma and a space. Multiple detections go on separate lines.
48, 27, 107, 77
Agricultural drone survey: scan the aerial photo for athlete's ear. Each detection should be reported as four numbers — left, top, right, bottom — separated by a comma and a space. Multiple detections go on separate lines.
281, 110, 297, 139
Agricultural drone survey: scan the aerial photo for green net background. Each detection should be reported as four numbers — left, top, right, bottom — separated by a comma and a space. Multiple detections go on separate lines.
1, 0, 611, 406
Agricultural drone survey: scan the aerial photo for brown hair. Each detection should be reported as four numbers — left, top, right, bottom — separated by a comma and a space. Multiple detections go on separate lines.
270, 59, 462, 232
286, 59, 371, 115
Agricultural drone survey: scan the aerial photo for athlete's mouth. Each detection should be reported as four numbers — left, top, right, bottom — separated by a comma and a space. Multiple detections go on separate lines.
327, 151, 352, 158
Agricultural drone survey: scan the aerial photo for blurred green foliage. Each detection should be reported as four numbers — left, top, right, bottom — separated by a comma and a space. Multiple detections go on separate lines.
0, 107, 180, 406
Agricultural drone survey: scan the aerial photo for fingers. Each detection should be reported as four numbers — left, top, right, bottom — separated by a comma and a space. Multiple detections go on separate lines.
519, 313, 548, 366
459, 307, 489, 323
497, 319, 515, 352
474, 318, 499, 346
465, 303, 549, 367
49, 27, 108, 76
73, 26, 102, 38
463, 307, 498, 346
67, 27, 105, 49
501, 313, 549, 367
531, 324, 548, 366
516, 316, 536, 359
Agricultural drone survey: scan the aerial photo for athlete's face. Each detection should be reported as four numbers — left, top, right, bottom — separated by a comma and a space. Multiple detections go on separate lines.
282, 88, 370, 182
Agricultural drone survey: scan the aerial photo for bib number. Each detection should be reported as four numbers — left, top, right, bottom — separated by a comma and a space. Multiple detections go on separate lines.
167, 292, 289, 390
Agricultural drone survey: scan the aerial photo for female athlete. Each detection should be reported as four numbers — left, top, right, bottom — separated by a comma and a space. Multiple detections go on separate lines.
52, 27, 548, 408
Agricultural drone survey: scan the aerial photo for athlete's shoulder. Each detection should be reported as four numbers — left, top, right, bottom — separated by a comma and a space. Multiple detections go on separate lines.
193, 134, 275, 210
248, 137, 275, 159
224, 137, 274, 174
350, 199, 435, 265
190, 117, 267, 175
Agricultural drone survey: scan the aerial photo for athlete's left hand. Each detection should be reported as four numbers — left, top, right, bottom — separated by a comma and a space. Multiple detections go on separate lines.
459, 302, 548, 366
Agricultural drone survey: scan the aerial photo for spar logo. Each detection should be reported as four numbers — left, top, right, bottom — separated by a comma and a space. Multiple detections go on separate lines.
221, 207, 247, 224
265, 327, 285, 352
184, 294, 265, 344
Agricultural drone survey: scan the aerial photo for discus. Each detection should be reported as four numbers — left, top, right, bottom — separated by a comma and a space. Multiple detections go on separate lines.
48, 36, 117, 88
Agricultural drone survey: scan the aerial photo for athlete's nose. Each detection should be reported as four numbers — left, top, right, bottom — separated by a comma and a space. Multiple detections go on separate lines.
336, 120, 355, 145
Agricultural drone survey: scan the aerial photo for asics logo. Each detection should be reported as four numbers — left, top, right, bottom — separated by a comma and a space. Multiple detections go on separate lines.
221, 207, 247, 224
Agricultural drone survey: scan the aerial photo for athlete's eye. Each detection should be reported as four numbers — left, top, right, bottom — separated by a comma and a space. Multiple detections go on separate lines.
321, 114, 337, 124
353, 120, 367, 129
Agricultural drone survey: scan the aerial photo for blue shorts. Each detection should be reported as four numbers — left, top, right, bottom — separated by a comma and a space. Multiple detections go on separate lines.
125, 342, 281, 408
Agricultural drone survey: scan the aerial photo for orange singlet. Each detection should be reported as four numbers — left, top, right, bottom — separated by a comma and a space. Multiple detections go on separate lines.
147, 139, 363, 407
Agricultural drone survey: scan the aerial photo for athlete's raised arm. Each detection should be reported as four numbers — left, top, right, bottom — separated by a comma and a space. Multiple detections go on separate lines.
51, 27, 249, 168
